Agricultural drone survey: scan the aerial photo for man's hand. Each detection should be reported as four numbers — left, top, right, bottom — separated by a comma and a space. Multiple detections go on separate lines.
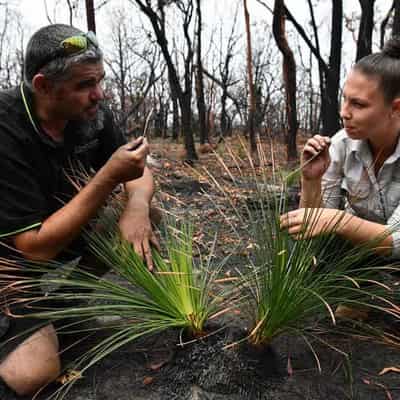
104, 137, 149, 184
301, 135, 331, 181
280, 208, 349, 239
118, 203, 160, 271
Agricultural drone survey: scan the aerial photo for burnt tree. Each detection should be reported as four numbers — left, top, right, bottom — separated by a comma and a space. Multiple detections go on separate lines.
257, 0, 343, 136
380, 1, 395, 48
272, 0, 297, 161
356, 0, 375, 60
208, 10, 241, 136
243, 0, 257, 153
130, 0, 197, 161
85, 0, 96, 32
393, 0, 400, 37
195, 0, 208, 144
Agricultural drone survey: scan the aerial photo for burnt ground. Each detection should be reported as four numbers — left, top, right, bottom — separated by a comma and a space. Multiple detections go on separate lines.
32, 319, 400, 400
15, 137, 400, 399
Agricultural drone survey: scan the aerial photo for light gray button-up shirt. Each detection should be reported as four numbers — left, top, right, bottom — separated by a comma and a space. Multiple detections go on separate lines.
322, 129, 400, 258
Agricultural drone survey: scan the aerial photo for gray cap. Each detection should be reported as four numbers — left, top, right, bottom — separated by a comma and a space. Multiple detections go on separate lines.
24, 24, 98, 83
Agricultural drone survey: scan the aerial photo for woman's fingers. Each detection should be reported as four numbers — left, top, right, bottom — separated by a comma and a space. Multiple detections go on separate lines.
280, 211, 302, 229
303, 135, 331, 157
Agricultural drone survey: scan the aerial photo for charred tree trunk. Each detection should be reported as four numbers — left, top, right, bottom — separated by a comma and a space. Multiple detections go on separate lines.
393, 0, 400, 37
380, 1, 395, 48
220, 90, 228, 135
325, 0, 342, 136
271, 1, 343, 136
132, 0, 197, 161
85, 0, 96, 33
195, 0, 208, 145
243, 0, 257, 153
180, 95, 196, 161
172, 95, 180, 141
356, 0, 375, 61
272, 0, 298, 161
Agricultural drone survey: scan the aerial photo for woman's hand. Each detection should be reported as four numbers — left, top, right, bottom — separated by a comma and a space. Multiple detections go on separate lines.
301, 135, 331, 181
280, 208, 346, 239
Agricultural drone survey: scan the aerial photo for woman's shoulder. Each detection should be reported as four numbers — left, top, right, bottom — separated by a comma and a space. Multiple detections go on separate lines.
330, 129, 362, 152
328, 129, 360, 163
331, 129, 348, 145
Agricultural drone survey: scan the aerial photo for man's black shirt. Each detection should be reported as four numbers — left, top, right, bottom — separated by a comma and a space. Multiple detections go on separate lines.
0, 84, 125, 259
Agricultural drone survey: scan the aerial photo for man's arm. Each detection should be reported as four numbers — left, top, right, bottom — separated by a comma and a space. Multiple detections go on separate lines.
300, 178, 323, 208
13, 138, 148, 261
124, 166, 154, 208
119, 166, 159, 270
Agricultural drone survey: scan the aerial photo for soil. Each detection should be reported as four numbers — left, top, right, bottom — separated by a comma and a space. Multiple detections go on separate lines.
14, 137, 400, 400
33, 321, 400, 400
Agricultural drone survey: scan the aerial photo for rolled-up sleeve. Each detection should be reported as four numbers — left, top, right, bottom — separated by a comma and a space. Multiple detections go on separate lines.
386, 204, 400, 258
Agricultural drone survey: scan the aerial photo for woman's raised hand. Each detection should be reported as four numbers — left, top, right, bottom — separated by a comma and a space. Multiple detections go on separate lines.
301, 135, 331, 181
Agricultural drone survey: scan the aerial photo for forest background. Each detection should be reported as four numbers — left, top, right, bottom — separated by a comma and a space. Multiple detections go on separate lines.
1, 0, 399, 162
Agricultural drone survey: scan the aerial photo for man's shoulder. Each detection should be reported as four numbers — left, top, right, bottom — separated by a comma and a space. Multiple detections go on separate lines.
0, 86, 21, 113
0, 86, 32, 149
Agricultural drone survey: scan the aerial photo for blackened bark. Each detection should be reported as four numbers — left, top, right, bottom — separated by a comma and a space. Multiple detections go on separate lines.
356, 0, 375, 61
172, 97, 180, 141
272, 0, 298, 161
325, 0, 342, 136
273, 1, 342, 136
131, 0, 197, 161
181, 95, 196, 161
380, 1, 395, 48
85, 0, 96, 33
393, 0, 400, 37
195, 0, 208, 145
220, 90, 228, 135
243, 0, 257, 153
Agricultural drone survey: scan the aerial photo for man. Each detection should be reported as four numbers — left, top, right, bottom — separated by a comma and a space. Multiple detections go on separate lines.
0, 24, 158, 396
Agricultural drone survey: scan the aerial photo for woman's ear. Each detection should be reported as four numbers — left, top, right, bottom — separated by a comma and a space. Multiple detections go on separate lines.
32, 74, 52, 95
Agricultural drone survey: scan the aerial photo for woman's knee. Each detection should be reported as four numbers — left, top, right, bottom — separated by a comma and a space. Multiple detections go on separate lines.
0, 324, 61, 395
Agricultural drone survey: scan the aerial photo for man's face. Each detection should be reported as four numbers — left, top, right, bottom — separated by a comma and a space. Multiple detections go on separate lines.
340, 69, 393, 143
49, 62, 105, 121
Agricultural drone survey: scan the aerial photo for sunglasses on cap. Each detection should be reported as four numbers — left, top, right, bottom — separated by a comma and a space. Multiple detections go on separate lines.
60, 31, 99, 54
35, 31, 99, 73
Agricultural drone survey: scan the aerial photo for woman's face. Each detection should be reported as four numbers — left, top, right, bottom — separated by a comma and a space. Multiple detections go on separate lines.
340, 69, 395, 144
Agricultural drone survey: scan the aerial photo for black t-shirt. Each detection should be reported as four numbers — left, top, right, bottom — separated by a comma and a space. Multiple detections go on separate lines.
0, 84, 126, 260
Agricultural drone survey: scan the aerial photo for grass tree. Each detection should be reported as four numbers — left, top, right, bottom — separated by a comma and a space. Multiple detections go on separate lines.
196, 139, 400, 351
1, 208, 233, 397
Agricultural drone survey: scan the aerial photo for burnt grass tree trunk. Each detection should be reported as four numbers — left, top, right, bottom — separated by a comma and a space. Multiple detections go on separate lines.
243, 0, 257, 154
85, 0, 96, 33
272, 0, 298, 162
195, 0, 208, 145
356, 0, 375, 61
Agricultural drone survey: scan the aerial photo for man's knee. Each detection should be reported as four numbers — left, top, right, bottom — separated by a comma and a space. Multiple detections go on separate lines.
0, 324, 61, 396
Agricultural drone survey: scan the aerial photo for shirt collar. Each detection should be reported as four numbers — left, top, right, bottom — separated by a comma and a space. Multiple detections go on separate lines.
20, 83, 64, 149
385, 134, 400, 164
347, 131, 400, 165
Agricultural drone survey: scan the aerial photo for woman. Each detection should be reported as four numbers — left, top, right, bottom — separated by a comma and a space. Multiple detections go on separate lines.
280, 37, 400, 259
